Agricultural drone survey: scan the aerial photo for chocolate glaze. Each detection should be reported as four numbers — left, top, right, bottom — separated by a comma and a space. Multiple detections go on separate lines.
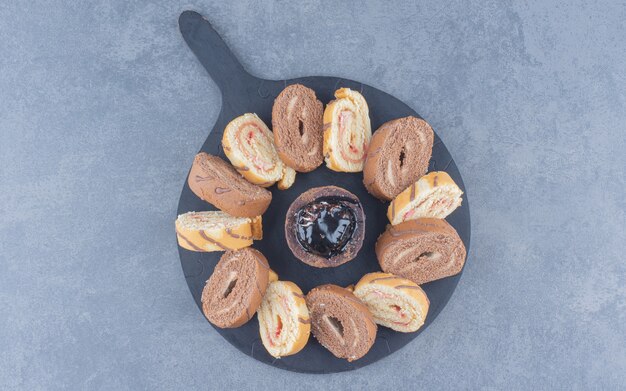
215, 187, 231, 194
295, 196, 357, 258
395, 285, 422, 290
368, 276, 399, 284
285, 186, 365, 268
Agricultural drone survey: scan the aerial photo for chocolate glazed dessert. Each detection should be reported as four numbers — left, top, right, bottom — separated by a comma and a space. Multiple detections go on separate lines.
285, 186, 365, 268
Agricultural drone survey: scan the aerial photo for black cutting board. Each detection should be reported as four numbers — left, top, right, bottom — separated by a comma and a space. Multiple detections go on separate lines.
176, 10, 471, 374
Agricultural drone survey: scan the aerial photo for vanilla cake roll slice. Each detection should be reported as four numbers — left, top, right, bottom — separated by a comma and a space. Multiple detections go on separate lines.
258, 281, 311, 358
306, 285, 377, 362
175, 211, 261, 252
201, 248, 270, 328
354, 272, 429, 332
250, 215, 263, 241
388, 171, 463, 225
222, 113, 285, 187
323, 88, 372, 172
268, 269, 278, 282
277, 165, 296, 190
376, 218, 466, 285
363, 116, 434, 201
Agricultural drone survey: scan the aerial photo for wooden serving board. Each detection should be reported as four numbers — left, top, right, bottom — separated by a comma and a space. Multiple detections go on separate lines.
176, 10, 471, 374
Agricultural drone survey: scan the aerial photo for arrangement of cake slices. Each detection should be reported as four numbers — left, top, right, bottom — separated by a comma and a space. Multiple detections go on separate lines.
176, 83, 467, 362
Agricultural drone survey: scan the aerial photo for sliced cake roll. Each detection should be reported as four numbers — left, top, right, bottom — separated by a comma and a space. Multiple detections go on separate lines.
188, 152, 272, 218
277, 166, 296, 190
388, 171, 463, 225
323, 88, 372, 172
175, 211, 261, 252
268, 268, 278, 283
353, 272, 429, 333
363, 116, 434, 201
201, 248, 270, 328
258, 280, 311, 358
272, 84, 324, 172
376, 218, 466, 285
306, 284, 377, 362
222, 113, 286, 187
250, 216, 263, 241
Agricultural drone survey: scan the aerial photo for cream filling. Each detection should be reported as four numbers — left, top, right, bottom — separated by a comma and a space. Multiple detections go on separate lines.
349, 318, 358, 348
258, 282, 301, 357
211, 271, 240, 316
386, 159, 396, 188
387, 244, 441, 268
323, 315, 346, 346
226, 114, 283, 182
326, 95, 371, 171
286, 95, 318, 154
385, 139, 417, 190
287, 96, 298, 113
355, 286, 425, 332
387, 242, 453, 278
394, 185, 463, 223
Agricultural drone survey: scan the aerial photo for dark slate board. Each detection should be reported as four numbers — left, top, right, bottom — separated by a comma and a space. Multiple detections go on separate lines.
176, 10, 471, 374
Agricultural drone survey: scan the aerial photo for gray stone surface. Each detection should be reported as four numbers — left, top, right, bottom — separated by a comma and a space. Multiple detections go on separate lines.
1, 0, 625, 389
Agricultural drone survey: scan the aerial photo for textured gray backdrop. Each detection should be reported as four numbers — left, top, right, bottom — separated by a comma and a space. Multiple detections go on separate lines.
1, 1, 625, 389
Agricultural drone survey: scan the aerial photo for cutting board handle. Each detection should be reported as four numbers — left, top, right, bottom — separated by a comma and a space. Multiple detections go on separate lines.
179, 11, 257, 100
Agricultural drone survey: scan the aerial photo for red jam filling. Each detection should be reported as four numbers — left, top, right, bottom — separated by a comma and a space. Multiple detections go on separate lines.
275, 315, 283, 338
337, 109, 365, 164
234, 121, 276, 172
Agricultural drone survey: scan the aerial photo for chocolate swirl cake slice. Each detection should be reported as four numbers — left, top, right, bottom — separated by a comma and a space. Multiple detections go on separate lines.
188, 153, 272, 218
201, 248, 270, 328
353, 272, 429, 333
376, 218, 466, 285
258, 280, 311, 358
363, 116, 434, 200
306, 285, 377, 362
272, 84, 324, 172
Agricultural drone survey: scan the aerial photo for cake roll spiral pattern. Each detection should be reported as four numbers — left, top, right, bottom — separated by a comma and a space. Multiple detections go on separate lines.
272, 84, 324, 172
222, 113, 285, 187
175, 211, 261, 252
354, 272, 429, 333
388, 171, 463, 225
323, 88, 372, 172
201, 248, 270, 328
258, 281, 311, 358
363, 116, 434, 201
306, 284, 377, 361
376, 218, 466, 285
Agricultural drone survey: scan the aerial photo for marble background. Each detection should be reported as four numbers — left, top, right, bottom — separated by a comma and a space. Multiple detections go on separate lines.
1, 1, 624, 389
